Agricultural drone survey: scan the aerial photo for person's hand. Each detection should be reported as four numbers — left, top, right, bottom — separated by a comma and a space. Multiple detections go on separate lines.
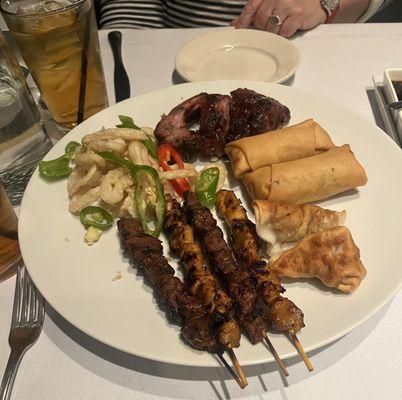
232, 0, 327, 38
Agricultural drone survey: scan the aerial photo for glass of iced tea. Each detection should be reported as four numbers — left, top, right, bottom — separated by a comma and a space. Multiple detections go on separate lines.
1, 0, 109, 129
0, 179, 21, 281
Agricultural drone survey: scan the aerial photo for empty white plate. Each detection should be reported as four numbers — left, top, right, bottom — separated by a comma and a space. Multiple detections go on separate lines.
175, 29, 300, 83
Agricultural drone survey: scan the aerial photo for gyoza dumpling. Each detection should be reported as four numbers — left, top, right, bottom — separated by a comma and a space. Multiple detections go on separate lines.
252, 200, 346, 256
269, 226, 366, 293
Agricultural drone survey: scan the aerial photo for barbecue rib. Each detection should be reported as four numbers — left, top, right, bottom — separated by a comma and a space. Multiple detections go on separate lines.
164, 194, 241, 349
117, 217, 220, 352
228, 89, 291, 142
183, 191, 267, 344
199, 94, 232, 157
154, 89, 290, 159
216, 189, 305, 333
154, 93, 208, 158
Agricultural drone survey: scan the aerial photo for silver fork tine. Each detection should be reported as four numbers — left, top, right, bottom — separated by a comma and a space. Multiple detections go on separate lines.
31, 282, 43, 324
36, 289, 45, 324
29, 278, 35, 322
22, 268, 29, 323
12, 266, 22, 325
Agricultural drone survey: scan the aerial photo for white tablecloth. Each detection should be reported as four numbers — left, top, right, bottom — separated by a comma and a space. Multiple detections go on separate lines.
1, 23, 402, 400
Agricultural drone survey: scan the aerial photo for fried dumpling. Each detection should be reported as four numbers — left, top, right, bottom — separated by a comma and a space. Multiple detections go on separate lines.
269, 226, 367, 293
252, 200, 346, 256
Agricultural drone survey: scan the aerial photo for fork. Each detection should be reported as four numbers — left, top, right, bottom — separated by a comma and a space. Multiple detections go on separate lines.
0, 266, 45, 400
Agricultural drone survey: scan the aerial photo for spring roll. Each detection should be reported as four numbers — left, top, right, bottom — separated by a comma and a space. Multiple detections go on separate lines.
225, 119, 335, 179
244, 144, 368, 204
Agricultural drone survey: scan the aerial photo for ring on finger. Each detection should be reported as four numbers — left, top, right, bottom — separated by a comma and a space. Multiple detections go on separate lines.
268, 15, 282, 26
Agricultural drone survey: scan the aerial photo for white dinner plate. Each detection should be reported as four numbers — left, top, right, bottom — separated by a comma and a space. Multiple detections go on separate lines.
175, 29, 300, 83
19, 81, 402, 367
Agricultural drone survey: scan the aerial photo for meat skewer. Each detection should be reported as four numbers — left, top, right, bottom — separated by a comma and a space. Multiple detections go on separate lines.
164, 194, 241, 350
215, 189, 313, 372
183, 191, 289, 375
183, 191, 266, 346
117, 217, 248, 388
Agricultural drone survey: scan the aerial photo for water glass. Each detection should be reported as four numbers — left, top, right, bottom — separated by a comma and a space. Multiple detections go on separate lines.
0, 179, 21, 281
0, 31, 52, 204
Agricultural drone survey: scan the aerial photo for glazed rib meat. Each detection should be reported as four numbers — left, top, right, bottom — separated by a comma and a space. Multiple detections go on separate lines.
227, 88, 290, 142
199, 94, 232, 157
117, 217, 220, 352
154, 93, 208, 159
216, 190, 305, 333
154, 89, 290, 158
183, 191, 267, 344
164, 194, 241, 349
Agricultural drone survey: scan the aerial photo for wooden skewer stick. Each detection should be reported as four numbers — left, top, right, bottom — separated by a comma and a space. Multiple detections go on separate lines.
263, 335, 289, 377
289, 330, 314, 372
217, 351, 248, 389
228, 349, 248, 388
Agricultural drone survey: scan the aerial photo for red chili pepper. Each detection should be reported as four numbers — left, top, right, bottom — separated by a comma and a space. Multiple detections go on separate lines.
158, 144, 191, 197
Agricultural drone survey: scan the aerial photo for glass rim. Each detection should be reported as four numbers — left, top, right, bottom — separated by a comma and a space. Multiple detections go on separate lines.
0, 0, 87, 18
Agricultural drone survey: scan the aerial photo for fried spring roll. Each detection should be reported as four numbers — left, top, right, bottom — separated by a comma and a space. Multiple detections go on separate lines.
225, 119, 335, 179
243, 144, 368, 204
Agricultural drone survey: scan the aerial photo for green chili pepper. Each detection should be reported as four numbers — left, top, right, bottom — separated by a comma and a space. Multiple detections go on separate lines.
97, 151, 165, 237
38, 141, 82, 181
38, 155, 71, 181
116, 114, 141, 130
65, 141, 81, 159
134, 168, 166, 237
196, 167, 220, 208
142, 137, 158, 159
116, 114, 158, 159
80, 206, 113, 230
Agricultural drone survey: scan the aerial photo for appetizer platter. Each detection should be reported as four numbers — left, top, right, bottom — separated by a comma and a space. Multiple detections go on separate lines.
18, 81, 402, 382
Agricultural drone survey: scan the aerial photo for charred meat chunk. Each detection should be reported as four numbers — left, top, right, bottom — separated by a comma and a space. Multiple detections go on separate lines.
199, 94, 232, 157
154, 93, 209, 159
228, 88, 290, 142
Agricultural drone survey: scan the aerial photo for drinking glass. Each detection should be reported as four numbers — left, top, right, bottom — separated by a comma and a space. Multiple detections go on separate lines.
0, 31, 52, 204
0, 179, 21, 281
1, 0, 109, 129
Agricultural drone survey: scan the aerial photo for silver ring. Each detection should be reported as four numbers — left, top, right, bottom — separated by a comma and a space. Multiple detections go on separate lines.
268, 15, 282, 26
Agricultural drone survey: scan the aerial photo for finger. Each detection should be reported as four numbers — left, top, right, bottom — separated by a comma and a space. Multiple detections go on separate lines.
230, 17, 239, 27
253, 1, 275, 30
265, 19, 283, 34
278, 15, 300, 38
236, 0, 264, 28
263, 9, 287, 34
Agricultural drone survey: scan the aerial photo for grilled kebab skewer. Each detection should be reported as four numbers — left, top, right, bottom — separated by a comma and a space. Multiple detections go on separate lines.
183, 191, 269, 347
164, 194, 241, 350
117, 217, 247, 388
216, 190, 313, 371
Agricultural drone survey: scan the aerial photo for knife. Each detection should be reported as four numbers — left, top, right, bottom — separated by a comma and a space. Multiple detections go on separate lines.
108, 31, 131, 102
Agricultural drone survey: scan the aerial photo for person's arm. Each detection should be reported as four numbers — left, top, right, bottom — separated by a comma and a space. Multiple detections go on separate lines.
333, 0, 371, 22
233, 0, 372, 38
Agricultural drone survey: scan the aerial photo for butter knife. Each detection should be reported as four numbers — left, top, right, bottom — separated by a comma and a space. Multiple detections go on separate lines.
108, 31, 130, 102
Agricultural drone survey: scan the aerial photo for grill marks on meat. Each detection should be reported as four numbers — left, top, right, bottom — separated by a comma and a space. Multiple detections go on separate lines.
183, 191, 266, 345
154, 89, 290, 159
117, 218, 219, 353
164, 194, 241, 349
199, 94, 232, 157
228, 89, 291, 143
215, 190, 305, 333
